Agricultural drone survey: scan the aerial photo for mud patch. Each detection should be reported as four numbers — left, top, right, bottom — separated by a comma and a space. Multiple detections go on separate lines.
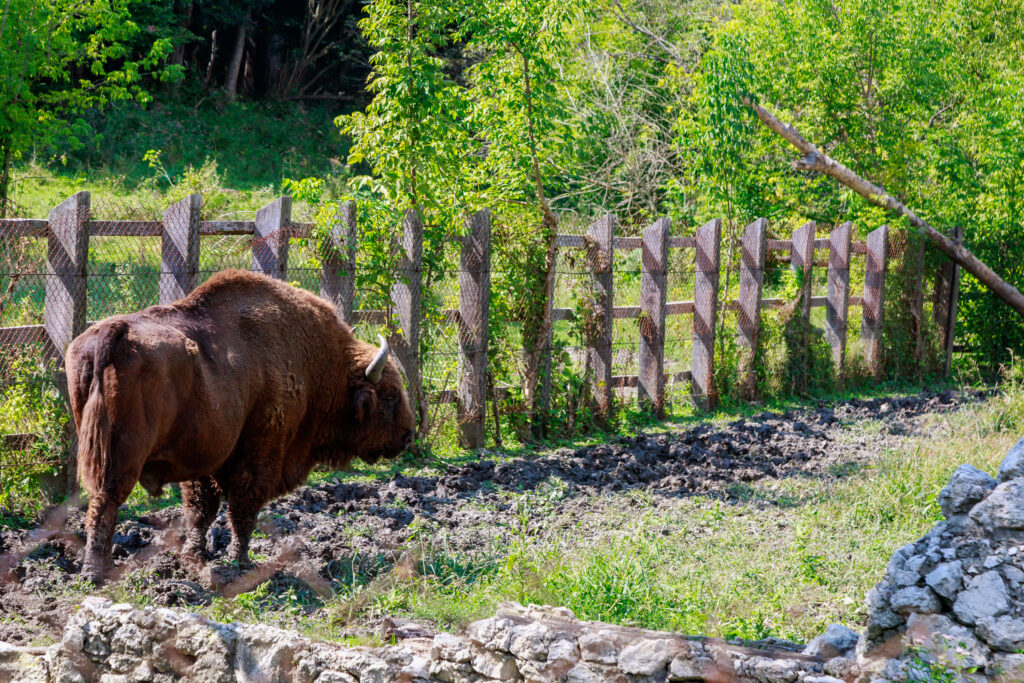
0, 389, 983, 643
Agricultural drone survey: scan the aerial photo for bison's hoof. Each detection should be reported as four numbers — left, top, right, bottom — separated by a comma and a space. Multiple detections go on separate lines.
184, 544, 211, 561
81, 563, 105, 585
183, 543, 212, 562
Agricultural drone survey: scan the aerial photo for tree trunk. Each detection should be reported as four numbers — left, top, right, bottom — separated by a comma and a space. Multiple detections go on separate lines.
225, 16, 249, 101
514, 48, 560, 439
0, 142, 11, 218
744, 97, 1024, 319
171, 2, 194, 69
204, 29, 218, 90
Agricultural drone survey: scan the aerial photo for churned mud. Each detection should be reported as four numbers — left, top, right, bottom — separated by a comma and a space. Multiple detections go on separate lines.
0, 390, 984, 644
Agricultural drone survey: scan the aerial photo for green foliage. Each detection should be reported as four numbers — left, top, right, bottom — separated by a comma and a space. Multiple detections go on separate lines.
337, 0, 583, 435
0, 0, 181, 210
0, 351, 68, 521
897, 647, 976, 682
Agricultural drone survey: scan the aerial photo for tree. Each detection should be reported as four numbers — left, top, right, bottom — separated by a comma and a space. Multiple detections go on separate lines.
340, 0, 579, 437
338, 0, 473, 438
0, 0, 180, 214
461, 0, 578, 436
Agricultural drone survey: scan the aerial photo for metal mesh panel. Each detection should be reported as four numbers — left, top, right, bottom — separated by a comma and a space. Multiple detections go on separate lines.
86, 200, 162, 321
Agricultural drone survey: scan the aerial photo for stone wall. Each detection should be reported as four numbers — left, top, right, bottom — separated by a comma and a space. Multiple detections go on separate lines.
858, 436, 1024, 682
4, 599, 860, 682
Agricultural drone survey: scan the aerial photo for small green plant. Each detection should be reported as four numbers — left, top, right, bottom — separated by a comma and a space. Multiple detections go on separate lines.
0, 350, 68, 521
896, 646, 971, 683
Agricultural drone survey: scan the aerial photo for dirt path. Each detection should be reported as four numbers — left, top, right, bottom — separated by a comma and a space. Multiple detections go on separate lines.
0, 389, 982, 644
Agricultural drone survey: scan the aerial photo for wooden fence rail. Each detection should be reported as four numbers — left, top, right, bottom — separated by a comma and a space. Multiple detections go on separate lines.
1, 191, 960, 457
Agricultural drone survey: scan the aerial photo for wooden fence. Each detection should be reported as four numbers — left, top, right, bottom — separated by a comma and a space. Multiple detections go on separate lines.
0, 191, 960, 457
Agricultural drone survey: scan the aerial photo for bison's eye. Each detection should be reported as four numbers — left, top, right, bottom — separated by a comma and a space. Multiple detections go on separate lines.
383, 395, 397, 408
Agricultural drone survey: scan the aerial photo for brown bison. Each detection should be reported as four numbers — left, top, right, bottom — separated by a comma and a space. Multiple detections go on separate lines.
65, 269, 415, 582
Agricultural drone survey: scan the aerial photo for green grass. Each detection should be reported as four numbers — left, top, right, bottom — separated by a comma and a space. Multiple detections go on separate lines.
8, 374, 1016, 646
9, 98, 350, 219
169, 374, 1020, 645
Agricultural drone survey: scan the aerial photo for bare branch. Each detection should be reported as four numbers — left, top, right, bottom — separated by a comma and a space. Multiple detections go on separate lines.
609, 0, 685, 65
745, 96, 1024, 318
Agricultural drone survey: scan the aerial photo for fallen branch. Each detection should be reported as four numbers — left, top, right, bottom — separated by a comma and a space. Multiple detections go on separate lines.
743, 96, 1024, 318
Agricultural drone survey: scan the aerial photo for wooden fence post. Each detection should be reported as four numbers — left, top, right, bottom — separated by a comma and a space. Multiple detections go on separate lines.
586, 213, 615, 419
933, 226, 963, 375
44, 191, 90, 361
160, 194, 201, 304
790, 220, 816, 392
691, 218, 721, 411
45, 191, 90, 497
737, 218, 767, 399
791, 221, 816, 322
639, 218, 669, 416
861, 224, 889, 377
825, 221, 853, 373
945, 226, 963, 375
321, 200, 358, 323
252, 196, 291, 279
391, 208, 425, 434
457, 209, 491, 449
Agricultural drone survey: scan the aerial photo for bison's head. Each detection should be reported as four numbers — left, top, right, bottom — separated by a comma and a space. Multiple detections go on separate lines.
343, 334, 415, 464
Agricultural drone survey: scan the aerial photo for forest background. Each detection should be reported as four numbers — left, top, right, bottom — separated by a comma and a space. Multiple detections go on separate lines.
3, 0, 1023, 398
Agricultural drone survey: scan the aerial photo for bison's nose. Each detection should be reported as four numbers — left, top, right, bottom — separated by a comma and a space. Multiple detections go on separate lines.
403, 430, 415, 448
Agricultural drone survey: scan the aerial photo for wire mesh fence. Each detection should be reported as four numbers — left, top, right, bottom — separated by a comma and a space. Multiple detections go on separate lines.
0, 192, 958, 467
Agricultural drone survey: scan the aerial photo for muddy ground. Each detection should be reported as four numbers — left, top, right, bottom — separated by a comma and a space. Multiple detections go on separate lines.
0, 390, 983, 644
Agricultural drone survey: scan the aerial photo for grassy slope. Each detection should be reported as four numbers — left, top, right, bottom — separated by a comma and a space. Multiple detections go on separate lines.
8, 99, 349, 219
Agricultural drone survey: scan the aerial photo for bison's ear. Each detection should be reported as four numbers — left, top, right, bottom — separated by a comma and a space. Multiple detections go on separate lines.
354, 387, 377, 423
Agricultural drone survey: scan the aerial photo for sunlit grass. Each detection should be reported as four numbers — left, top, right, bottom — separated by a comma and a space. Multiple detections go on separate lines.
201, 379, 1021, 643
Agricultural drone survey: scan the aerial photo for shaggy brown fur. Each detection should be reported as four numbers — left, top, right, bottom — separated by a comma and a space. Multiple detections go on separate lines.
65, 269, 415, 582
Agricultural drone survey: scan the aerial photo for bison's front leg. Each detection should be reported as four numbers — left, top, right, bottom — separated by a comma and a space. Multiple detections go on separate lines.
181, 477, 221, 559
224, 498, 260, 568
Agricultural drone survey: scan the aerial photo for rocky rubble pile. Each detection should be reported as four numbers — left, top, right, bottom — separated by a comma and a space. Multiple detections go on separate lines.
4, 599, 859, 682
858, 436, 1024, 682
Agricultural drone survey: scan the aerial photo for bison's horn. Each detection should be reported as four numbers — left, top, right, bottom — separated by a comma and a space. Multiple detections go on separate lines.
366, 334, 389, 384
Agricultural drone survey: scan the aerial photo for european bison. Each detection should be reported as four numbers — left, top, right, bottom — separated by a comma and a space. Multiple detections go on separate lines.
65, 269, 415, 582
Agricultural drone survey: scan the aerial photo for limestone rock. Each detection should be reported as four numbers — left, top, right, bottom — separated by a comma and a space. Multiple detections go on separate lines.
668, 653, 720, 681
432, 633, 473, 663
864, 585, 901, 636
977, 616, 1024, 652
905, 613, 989, 672
508, 621, 554, 661
617, 638, 672, 677
471, 648, 518, 679
997, 436, 1024, 483
952, 570, 1009, 624
565, 661, 627, 682
969, 479, 1024, 530
0, 643, 47, 683
578, 630, 621, 665
924, 560, 963, 600
938, 465, 995, 518
803, 623, 860, 659
889, 586, 941, 615
991, 653, 1024, 683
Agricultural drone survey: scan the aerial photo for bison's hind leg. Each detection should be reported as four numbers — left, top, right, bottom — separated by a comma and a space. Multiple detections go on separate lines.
81, 451, 144, 584
181, 477, 222, 560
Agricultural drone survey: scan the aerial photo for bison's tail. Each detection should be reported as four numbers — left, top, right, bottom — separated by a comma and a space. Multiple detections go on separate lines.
76, 320, 129, 493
